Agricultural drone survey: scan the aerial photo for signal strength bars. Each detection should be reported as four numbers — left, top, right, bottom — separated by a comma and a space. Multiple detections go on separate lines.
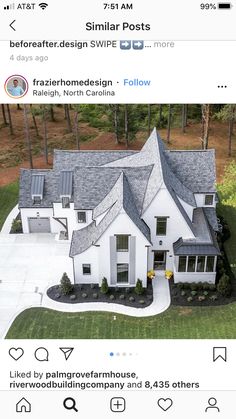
4, 3, 15, 10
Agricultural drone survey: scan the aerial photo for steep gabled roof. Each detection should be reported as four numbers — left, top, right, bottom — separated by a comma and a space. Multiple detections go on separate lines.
164, 149, 216, 192
73, 165, 152, 213
70, 172, 151, 256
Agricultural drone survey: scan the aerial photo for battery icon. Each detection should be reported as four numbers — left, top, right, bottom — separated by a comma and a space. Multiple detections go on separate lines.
218, 3, 232, 8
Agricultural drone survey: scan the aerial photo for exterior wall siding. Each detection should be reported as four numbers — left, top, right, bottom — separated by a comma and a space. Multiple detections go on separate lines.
143, 186, 195, 272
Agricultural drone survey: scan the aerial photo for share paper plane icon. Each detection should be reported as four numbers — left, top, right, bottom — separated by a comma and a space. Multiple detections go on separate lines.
60, 347, 74, 360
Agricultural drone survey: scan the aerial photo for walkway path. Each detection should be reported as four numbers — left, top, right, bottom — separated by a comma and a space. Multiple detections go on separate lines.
0, 206, 170, 338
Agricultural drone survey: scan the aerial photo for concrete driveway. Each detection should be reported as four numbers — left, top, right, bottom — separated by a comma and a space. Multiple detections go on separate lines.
0, 233, 72, 338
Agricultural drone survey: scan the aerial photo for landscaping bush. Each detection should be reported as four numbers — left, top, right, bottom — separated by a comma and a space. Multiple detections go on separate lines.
210, 295, 218, 301
135, 279, 144, 295
70, 294, 76, 301
125, 287, 131, 294
217, 274, 232, 297
119, 294, 125, 300
82, 293, 88, 298
93, 293, 98, 299
177, 283, 184, 289
190, 283, 198, 291
129, 296, 135, 302
181, 291, 186, 296
203, 291, 209, 296
191, 291, 197, 296
198, 295, 206, 302
110, 294, 115, 300
60, 273, 74, 295
187, 296, 193, 303
139, 300, 145, 304
11, 218, 22, 233
100, 277, 109, 294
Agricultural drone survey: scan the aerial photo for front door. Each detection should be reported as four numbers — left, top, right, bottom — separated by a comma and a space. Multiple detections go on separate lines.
153, 251, 166, 270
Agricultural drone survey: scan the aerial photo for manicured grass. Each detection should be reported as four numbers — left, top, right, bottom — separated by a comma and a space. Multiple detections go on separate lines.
6, 304, 236, 339
0, 182, 19, 230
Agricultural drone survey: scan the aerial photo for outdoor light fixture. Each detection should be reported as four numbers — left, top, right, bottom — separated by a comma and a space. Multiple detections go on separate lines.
36, 212, 40, 218
159, 240, 163, 245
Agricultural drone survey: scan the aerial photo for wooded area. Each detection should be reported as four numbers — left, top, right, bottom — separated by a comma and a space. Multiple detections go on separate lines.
0, 104, 235, 172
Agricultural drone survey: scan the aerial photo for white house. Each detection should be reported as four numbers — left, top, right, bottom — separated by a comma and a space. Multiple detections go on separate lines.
19, 128, 220, 287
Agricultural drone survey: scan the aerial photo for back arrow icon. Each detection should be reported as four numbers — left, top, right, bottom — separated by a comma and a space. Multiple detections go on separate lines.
10, 20, 16, 31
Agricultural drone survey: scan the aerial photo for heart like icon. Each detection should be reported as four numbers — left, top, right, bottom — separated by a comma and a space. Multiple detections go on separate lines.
9, 347, 24, 361
157, 398, 173, 411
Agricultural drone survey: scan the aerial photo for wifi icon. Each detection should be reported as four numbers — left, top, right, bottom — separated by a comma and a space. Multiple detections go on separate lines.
39, 2, 48, 9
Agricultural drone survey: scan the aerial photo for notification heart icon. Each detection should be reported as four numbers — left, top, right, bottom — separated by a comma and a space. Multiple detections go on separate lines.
157, 398, 173, 411
9, 347, 24, 361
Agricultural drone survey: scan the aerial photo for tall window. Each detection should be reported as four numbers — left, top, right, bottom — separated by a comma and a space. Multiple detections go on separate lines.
116, 235, 129, 252
77, 211, 86, 223
197, 256, 205, 272
187, 256, 196, 272
156, 217, 167, 235
117, 264, 129, 283
205, 195, 214, 205
206, 256, 215, 272
178, 256, 187, 272
62, 197, 70, 208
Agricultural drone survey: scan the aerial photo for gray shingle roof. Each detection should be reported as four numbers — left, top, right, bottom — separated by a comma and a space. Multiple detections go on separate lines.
73, 165, 152, 213
164, 149, 216, 193
70, 173, 151, 256
203, 208, 219, 231
53, 149, 137, 170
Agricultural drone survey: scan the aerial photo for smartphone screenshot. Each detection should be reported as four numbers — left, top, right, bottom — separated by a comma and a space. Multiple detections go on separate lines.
0, 0, 236, 417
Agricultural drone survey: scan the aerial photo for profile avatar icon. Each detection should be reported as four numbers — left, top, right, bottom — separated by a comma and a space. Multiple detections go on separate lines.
205, 397, 220, 412
5, 75, 28, 98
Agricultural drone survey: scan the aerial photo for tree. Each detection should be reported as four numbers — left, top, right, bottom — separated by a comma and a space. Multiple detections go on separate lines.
49, 104, 55, 122
30, 104, 39, 137
23, 105, 33, 169
124, 104, 129, 147
181, 104, 188, 133
1, 104, 7, 126
217, 273, 232, 297
135, 279, 144, 295
216, 104, 236, 157
6, 104, 13, 135
64, 104, 72, 133
60, 272, 74, 295
201, 104, 211, 149
100, 277, 109, 294
166, 104, 172, 143
158, 105, 162, 128
74, 105, 80, 150
147, 104, 151, 135
42, 105, 49, 164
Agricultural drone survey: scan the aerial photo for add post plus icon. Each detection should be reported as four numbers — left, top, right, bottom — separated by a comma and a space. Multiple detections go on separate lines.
60, 347, 74, 360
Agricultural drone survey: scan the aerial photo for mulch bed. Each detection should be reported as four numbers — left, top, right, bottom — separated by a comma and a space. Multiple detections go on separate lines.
47, 281, 153, 308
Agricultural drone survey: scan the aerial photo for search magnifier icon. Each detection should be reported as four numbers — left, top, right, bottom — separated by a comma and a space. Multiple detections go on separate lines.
63, 397, 78, 412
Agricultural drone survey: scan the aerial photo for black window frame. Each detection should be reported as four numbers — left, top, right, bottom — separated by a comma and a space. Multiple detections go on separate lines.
82, 264, 91, 275
156, 217, 167, 236
62, 196, 70, 209
205, 194, 214, 206
116, 235, 129, 252
77, 211, 87, 223
33, 196, 41, 204
178, 256, 187, 272
206, 256, 215, 272
187, 256, 196, 272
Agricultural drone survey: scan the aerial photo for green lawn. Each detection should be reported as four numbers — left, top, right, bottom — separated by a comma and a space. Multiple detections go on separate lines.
0, 182, 19, 230
6, 304, 236, 339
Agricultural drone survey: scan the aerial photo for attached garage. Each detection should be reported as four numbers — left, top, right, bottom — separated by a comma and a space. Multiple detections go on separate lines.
28, 217, 51, 233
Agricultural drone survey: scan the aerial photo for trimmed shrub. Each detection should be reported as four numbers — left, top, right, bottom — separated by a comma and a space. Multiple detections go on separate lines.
210, 294, 218, 301
181, 291, 186, 296
203, 291, 209, 296
129, 296, 135, 302
135, 279, 144, 295
93, 293, 98, 299
187, 296, 193, 302
82, 293, 88, 298
60, 273, 74, 296
198, 295, 206, 302
217, 274, 232, 297
139, 300, 145, 304
190, 283, 198, 291
110, 294, 115, 300
177, 282, 184, 289
55, 293, 61, 299
11, 218, 22, 233
191, 290, 197, 296
70, 294, 76, 300
100, 277, 109, 294
119, 294, 125, 300
125, 287, 131, 294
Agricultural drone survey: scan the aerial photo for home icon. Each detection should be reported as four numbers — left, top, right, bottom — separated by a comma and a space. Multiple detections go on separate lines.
16, 398, 31, 413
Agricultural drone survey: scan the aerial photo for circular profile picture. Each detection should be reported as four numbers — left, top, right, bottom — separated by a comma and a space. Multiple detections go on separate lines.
5, 75, 28, 99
